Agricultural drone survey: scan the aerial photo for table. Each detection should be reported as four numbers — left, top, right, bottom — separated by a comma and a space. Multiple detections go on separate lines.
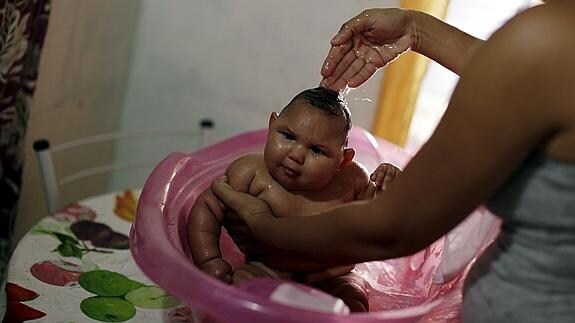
1, 190, 189, 323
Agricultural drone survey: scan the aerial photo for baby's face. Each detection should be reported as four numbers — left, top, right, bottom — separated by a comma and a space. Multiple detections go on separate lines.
264, 103, 348, 191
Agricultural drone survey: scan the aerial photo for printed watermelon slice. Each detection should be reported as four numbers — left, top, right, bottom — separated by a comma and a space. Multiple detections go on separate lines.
5, 283, 39, 302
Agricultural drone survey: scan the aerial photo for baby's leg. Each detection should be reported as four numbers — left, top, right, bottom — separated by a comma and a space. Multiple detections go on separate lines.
232, 261, 281, 284
313, 273, 369, 312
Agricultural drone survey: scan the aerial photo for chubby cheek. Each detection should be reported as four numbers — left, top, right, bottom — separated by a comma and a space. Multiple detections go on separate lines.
304, 161, 339, 183
264, 140, 285, 161
272, 146, 290, 163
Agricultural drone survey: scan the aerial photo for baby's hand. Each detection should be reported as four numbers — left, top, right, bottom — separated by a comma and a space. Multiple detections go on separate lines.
370, 163, 401, 191
200, 258, 233, 284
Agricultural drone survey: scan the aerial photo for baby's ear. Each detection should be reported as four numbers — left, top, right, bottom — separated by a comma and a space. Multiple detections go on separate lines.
339, 148, 355, 169
268, 112, 279, 127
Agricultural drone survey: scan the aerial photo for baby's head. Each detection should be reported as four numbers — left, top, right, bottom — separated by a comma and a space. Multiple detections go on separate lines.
264, 87, 355, 191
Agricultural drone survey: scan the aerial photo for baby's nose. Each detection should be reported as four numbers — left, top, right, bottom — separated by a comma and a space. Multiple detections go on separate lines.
288, 145, 306, 164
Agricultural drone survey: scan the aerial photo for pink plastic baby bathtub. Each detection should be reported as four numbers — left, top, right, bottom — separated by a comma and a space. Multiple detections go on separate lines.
130, 127, 496, 323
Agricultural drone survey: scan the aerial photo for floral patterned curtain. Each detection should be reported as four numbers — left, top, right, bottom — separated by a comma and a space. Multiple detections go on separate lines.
0, 0, 51, 274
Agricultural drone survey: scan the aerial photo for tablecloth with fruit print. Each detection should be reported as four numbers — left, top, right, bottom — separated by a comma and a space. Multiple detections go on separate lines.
2, 190, 191, 323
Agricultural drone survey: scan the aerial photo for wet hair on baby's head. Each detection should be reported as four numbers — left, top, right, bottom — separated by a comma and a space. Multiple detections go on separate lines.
282, 87, 352, 135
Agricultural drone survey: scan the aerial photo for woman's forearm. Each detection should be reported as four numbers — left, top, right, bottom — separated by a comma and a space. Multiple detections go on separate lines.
258, 200, 409, 266
410, 10, 484, 75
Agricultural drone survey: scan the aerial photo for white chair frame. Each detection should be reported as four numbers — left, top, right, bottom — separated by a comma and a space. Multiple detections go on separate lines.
33, 122, 214, 214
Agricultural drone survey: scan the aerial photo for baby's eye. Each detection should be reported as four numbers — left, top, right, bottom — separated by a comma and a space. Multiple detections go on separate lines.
281, 132, 295, 141
310, 146, 324, 155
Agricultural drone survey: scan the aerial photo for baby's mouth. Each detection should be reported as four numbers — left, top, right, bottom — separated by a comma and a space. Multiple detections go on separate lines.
281, 165, 299, 177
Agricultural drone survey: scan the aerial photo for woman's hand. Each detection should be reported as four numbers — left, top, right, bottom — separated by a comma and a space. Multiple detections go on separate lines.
320, 8, 415, 91
211, 176, 274, 229
211, 176, 274, 250
212, 177, 351, 271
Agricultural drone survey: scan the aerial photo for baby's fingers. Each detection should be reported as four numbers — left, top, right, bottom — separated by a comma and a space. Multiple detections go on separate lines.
381, 167, 398, 190
201, 258, 232, 284
370, 165, 388, 189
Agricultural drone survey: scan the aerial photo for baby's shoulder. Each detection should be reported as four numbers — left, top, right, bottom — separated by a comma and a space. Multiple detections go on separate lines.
340, 161, 373, 199
225, 154, 266, 192
227, 154, 264, 172
341, 161, 370, 180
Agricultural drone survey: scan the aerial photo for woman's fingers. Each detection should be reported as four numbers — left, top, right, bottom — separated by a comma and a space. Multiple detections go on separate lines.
211, 176, 243, 210
330, 27, 353, 46
211, 176, 273, 224
322, 40, 387, 91
324, 49, 362, 91
321, 41, 354, 82
349, 62, 379, 88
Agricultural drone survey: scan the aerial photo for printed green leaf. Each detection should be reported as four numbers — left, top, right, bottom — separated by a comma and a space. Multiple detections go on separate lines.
52, 232, 79, 245
79, 270, 144, 297
57, 242, 83, 258
124, 286, 180, 309
80, 296, 136, 322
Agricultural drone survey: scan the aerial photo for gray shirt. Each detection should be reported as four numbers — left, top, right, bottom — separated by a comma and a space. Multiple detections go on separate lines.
463, 153, 575, 322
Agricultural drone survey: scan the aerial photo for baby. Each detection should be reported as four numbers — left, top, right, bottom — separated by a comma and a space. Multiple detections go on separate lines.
187, 87, 400, 312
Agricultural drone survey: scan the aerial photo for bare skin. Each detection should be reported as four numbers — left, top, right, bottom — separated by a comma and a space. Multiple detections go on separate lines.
212, 3, 575, 273
188, 99, 400, 312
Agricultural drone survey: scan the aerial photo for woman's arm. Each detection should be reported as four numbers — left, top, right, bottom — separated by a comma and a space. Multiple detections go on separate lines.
409, 10, 483, 75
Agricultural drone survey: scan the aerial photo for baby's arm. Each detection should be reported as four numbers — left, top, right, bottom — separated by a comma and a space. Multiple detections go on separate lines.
187, 155, 257, 283
187, 186, 232, 283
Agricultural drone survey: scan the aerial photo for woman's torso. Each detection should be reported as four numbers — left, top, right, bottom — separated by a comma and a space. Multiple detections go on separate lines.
463, 153, 575, 322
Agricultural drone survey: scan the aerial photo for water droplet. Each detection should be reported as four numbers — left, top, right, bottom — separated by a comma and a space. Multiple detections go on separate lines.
340, 86, 352, 97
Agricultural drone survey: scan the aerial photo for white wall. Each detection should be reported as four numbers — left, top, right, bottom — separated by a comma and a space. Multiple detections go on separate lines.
113, 0, 398, 189
16, 1, 141, 242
